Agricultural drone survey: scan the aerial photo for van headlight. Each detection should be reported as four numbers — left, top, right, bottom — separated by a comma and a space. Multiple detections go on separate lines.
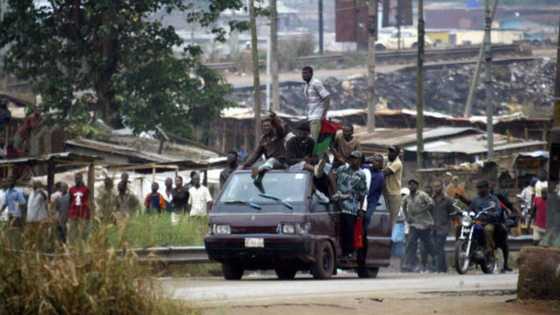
212, 224, 231, 235
278, 223, 311, 234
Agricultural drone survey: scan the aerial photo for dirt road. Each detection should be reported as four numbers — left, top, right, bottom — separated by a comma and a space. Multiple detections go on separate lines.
160, 272, 559, 314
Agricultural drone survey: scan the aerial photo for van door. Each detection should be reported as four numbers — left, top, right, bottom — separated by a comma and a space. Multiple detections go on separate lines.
365, 195, 392, 267
309, 192, 340, 254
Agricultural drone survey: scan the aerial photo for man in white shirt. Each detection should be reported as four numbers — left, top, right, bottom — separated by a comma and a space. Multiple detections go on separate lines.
27, 181, 48, 223
302, 66, 331, 141
188, 173, 213, 217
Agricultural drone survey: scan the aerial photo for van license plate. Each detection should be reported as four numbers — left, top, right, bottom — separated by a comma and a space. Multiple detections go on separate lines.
245, 238, 264, 248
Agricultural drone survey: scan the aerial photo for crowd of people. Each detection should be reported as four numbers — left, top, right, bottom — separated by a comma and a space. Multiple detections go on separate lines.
0, 65, 546, 270
0, 168, 215, 245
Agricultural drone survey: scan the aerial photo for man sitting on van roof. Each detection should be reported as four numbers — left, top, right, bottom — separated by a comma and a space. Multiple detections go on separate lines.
286, 120, 315, 165
242, 111, 288, 185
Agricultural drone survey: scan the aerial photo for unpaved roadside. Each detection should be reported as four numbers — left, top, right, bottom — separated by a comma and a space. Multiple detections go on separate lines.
201, 294, 560, 315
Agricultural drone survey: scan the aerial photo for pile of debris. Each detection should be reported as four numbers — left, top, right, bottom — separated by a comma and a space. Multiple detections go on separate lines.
227, 59, 556, 117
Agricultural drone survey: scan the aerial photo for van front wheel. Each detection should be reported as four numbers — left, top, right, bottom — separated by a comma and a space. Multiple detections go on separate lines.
311, 241, 335, 279
222, 262, 244, 280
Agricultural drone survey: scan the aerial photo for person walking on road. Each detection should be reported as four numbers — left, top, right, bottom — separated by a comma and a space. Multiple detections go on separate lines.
302, 66, 331, 141
383, 145, 403, 225
431, 180, 455, 272
402, 178, 435, 272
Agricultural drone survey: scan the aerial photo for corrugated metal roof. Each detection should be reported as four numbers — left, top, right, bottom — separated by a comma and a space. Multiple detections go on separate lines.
0, 152, 99, 167
405, 133, 545, 155
358, 126, 481, 148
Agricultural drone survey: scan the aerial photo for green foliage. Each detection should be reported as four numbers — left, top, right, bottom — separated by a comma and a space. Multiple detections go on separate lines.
0, 225, 197, 315
0, 0, 242, 138
107, 213, 208, 248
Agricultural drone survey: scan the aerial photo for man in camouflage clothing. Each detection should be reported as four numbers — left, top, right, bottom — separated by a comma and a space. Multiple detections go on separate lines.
332, 150, 368, 258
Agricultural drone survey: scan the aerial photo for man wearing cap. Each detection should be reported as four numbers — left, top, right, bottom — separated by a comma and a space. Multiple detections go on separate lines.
402, 178, 435, 272
383, 146, 403, 225
286, 120, 315, 165
469, 180, 503, 257
332, 150, 368, 259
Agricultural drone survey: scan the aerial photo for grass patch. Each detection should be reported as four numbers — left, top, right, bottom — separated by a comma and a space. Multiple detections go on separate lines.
107, 214, 208, 248
0, 224, 198, 315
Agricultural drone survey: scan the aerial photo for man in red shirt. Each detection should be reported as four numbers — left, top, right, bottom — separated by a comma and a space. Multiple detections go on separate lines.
68, 173, 91, 243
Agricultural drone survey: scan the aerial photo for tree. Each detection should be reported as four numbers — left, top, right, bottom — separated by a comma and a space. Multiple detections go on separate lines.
0, 0, 244, 139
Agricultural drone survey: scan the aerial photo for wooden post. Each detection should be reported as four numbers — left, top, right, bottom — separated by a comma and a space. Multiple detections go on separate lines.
249, 0, 262, 143
87, 163, 95, 217
416, 0, 425, 170
464, 0, 499, 118
318, 0, 324, 54
367, 0, 378, 133
270, 0, 280, 111
484, 0, 494, 160
47, 160, 55, 199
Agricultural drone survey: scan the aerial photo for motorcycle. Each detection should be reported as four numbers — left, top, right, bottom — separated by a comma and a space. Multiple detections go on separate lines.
454, 206, 497, 274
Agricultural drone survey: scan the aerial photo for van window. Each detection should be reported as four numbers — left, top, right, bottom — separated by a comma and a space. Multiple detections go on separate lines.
219, 172, 308, 205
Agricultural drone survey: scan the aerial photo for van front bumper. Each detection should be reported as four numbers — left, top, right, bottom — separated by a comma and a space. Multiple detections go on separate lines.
204, 234, 316, 265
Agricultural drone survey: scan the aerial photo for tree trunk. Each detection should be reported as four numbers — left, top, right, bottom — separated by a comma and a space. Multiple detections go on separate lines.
270, 0, 280, 112
249, 0, 262, 143
366, 0, 377, 132
517, 246, 560, 300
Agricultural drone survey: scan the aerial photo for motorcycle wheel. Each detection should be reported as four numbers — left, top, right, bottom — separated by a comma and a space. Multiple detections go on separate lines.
455, 240, 470, 274
481, 252, 497, 274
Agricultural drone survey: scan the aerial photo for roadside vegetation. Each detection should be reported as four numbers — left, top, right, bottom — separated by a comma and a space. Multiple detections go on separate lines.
107, 213, 208, 248
0, 223, 198, 314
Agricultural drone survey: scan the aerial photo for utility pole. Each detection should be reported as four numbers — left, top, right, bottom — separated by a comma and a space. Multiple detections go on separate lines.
249, 0, 262, 142
464, 0, 499, 118
483, 0, 494, 159
270, 0, 280, 111
545, 19, 560, 248
367, 0, 378, 132
318, 0, 324, 54
415, 0, 425, 169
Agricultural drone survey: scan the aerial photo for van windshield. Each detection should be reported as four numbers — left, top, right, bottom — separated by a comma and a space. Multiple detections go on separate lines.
219, 172, 308, 206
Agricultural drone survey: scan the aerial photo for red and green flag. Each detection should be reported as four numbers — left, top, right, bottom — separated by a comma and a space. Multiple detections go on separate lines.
313, 119, 342, 156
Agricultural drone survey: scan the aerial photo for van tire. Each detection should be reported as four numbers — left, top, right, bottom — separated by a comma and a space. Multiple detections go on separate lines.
222, 262, 244, 280
311, 241, 335, 279
275, 265, 297, 280
357, 267, 379, 279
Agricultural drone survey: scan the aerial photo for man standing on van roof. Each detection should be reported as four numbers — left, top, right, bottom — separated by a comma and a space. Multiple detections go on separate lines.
332, 150, 368, 259
302, 66, 330, 141
383, 145, 403, 225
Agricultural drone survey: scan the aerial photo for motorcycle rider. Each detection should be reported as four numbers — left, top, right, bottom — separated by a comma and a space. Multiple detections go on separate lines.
469, 180, 503, 258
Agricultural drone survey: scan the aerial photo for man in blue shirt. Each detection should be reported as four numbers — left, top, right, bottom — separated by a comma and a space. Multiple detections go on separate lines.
1, 179, 26, 227
365, 154, 385, 228
469, 180, 503, 256
357, 154, 385, 271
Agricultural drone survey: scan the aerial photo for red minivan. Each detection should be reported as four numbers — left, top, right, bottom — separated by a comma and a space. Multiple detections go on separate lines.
204, 170, 392, 280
